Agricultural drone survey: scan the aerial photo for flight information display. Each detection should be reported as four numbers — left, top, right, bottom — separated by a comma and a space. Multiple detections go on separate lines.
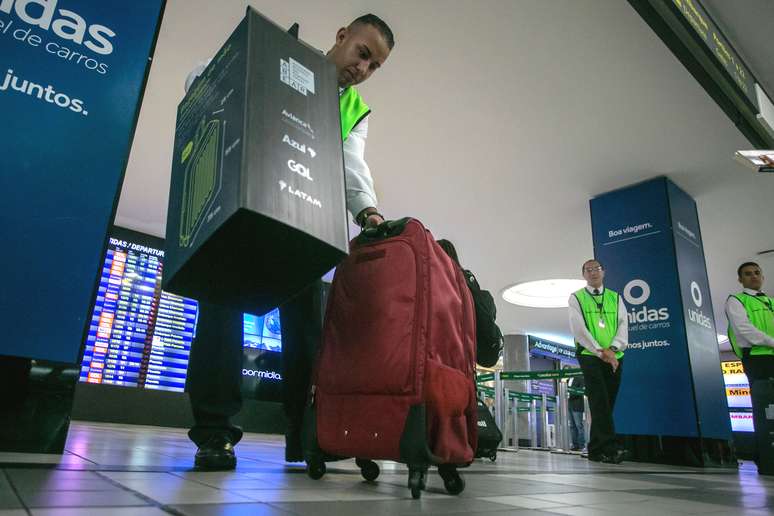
79, 230, 198, 391
79, 227, 284, 397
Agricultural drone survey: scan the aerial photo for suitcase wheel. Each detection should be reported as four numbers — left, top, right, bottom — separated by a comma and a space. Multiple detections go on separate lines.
306, 460, 326, 480
489, 451, 497, 462
407, 466, 427, 499
438, 464, 465, 495
356, 458, 380, 482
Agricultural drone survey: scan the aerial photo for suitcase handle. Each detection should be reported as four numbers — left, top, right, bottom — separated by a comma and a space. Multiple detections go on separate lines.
355, 217, 411, 244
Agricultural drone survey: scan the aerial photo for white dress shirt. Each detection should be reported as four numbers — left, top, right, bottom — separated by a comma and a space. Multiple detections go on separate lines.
568, 285, 629, 356
342, 116, 377, 217
725, 288, 774, 349
184, 60, 378, 219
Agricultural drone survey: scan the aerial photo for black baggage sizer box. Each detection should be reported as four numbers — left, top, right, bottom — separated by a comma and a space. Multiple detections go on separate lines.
163, 8, 348, 314
751, 379, 774, 475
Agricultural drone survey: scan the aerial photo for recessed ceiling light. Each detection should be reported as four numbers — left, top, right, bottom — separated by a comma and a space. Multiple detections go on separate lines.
502, 279, 587, 308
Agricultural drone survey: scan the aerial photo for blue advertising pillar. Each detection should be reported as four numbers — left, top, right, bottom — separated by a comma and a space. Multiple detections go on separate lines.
0, 0, 165, 452
590, 176, 732, 466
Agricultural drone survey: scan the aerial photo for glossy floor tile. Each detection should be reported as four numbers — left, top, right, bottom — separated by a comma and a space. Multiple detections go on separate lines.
0, 421, 770, 515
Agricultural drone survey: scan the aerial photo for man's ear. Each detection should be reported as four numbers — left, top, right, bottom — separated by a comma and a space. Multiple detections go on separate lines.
335, 27, 348, 45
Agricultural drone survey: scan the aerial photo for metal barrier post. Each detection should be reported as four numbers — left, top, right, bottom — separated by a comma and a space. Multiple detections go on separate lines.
529, 398, 538, 447
503, 388, 511, 446
494, 371, 504, 434
557, 379, 570, 451
510, 397, 519, 451
583, 394, 591, 448
540, 393, 549, 449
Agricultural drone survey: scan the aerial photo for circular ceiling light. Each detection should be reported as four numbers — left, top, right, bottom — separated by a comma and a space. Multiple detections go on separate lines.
502, 279, 587, 308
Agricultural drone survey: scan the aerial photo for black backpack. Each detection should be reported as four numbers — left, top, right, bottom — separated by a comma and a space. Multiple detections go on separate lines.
463, 269, 503, 367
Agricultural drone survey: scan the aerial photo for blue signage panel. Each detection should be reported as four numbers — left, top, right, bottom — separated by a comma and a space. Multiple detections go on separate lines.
667, 181, 731, 439
528, 335, 577, 363
590, 178, 698, 437
0, 1, 165, 363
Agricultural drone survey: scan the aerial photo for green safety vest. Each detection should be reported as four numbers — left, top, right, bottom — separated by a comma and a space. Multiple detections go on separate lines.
728, 292, 774, 358
339, 87, 370, 141
574, 288, 623, 359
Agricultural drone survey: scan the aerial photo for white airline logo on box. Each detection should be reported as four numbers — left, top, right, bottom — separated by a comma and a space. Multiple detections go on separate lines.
287, 159, 313, 181
278, 180, 322, 209
282, 134, 316, 158
280, 57, 315, 96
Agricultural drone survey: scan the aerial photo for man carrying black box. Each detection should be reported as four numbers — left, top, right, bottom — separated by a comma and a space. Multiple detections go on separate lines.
183, 14, 394, 471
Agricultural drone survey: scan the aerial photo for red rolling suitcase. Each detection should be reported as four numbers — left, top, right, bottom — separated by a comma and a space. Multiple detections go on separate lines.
303, 218, 478, 498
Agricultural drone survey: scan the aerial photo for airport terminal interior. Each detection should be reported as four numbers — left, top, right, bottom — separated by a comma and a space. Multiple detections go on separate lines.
3, 0, 774, 515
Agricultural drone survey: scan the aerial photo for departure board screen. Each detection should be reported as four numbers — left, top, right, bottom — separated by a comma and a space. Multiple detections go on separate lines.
79, 227, 284, 396
142, 291, 199, 391
79, 229, 198, 391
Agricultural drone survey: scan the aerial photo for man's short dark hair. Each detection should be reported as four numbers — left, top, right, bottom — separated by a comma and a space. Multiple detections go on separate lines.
582, 259, 603, 273
738, 261, 761, 277
350, 14, 395, 50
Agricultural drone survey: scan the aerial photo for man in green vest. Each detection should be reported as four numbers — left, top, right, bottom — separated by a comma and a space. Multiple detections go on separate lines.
725, 262, 774, 473
183, 14, 394, 470
568, 259, 628, 463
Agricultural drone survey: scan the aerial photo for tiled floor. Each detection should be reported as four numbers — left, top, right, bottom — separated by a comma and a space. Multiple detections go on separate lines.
0, 421, 771, 515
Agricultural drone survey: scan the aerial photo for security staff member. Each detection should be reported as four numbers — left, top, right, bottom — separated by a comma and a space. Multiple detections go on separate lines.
725, 262, 774, 472
184, 14, 395, 470
568, 259, 627, 463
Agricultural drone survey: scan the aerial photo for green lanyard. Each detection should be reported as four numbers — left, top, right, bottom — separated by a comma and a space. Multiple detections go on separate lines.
752, 295, 773, 312
593, 290, 606, 328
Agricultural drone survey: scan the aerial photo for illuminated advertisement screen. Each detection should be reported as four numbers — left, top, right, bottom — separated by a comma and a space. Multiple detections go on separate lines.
721, 360, 753, 432
243, 310, 282, 352
80, 227, 283, 398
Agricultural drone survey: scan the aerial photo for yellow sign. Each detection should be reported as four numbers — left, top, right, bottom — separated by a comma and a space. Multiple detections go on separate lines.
721, 361, 745, 375
726, 387, 750, 397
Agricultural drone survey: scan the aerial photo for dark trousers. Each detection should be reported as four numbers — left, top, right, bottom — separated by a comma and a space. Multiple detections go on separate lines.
578, 354, 623, 457
741, 351, 774, 460
279, 280, 324, 437
569, 410, 586, 450
185, 282, 323, 448
186, 300, 245, 447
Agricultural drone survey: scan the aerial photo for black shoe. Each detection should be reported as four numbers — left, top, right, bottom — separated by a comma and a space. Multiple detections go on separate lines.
194, 436, 236, 470
285, 430, 304, 462
600, 449, 625, 464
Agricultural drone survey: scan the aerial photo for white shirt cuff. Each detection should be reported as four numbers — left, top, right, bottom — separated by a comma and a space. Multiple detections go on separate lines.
347, 192, 377, 220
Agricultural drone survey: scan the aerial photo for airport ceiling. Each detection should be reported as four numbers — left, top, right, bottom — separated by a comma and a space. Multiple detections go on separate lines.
116, 0, 774, 348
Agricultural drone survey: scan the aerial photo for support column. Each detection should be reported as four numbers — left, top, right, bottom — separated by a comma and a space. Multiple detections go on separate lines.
590, 176, 732, 466
503, 334, 530, 446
